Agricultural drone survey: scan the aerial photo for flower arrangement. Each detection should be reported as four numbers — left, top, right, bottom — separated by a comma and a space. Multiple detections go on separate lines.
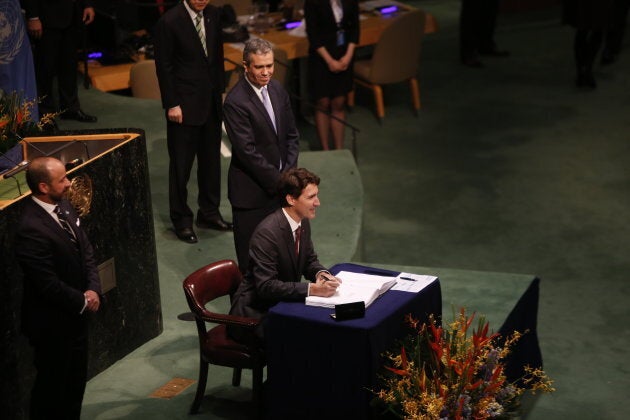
0, 89, 56, 154
374, 309, 554, 420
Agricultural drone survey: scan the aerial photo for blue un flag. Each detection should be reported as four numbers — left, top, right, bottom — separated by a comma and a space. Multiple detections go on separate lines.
0, 0, 38, 120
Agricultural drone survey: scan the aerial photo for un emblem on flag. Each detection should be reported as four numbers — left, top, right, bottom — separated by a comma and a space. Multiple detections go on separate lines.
0, 0, 25, 65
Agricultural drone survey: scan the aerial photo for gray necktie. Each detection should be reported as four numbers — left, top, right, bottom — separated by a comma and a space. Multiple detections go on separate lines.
195, 13, 207, 56
261, 86, 277, 133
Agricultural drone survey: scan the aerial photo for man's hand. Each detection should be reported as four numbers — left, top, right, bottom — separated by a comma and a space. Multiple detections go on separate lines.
83, 7, 96, 25
27, 18, 43, 39
167, 106, 183, 124
84, 290, 100, 312
310, 273, 341, 297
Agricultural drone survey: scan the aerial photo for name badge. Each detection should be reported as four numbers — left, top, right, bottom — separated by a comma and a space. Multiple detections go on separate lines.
336, 29, 345, 47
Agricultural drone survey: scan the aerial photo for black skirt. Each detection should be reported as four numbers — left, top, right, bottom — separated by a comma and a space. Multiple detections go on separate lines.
307, 44, 354, 101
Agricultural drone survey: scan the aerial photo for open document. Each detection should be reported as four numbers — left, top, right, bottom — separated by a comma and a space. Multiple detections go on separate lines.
305, 271, 396, 309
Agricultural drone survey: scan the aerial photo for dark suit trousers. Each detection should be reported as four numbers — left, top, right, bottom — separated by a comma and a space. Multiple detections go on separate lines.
460, 0, 499, 61
604, 0, 630, 56
167, 102, 222, 229
232, 201, 280, 272
29, 333, 88, 420
33, 24, 81, 114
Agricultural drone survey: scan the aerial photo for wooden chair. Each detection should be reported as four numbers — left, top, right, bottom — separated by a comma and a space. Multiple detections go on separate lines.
129, 59, 161, 100
348, 10, 426, 123
182, 259, 265, 415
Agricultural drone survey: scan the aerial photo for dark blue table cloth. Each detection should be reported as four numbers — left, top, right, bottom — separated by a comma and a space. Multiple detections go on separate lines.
265, 263, 442, 419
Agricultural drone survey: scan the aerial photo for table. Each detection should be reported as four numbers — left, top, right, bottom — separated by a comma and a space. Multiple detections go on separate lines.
265, 263, 442, 420
78, 46, 242, 92
80, 8, 437, 92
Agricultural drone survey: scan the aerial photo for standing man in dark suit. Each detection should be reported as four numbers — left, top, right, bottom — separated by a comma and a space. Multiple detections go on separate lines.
23, 0, 98, 122
228, 168, 340, 342
459, 0, 509, 67
602, 0, 630, 64
15, 156, 101, 420
154, 0, 232, 244
223, 38, 300, 271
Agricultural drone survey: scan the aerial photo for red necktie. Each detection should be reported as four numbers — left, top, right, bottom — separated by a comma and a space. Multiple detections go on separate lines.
294, 226, 301, 256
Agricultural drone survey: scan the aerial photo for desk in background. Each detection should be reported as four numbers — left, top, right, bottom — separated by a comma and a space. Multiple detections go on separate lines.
265, 263, 442, 419
80, 8, 437, 92
79, 45, 243, 93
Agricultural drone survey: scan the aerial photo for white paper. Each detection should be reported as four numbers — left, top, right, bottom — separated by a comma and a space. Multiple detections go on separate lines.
391, 272, 437, 293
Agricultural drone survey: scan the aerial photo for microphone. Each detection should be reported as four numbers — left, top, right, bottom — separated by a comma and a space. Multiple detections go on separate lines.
2, 160, 29, 179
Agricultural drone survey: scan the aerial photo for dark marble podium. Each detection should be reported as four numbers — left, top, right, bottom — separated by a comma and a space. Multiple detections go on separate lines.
0, 129, 162, 419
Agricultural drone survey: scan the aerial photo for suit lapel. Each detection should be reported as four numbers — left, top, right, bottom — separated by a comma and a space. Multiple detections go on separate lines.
275, 210, 300, 276
29, 200, 80, 253
245, 79, 278, 137
203, 10, 216, 61
267, 81, 281, 138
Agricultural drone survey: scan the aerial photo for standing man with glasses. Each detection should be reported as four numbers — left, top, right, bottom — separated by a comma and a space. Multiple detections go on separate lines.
154, 0, 232, 244
223, 38, 300, 272
16, 157, 101, 420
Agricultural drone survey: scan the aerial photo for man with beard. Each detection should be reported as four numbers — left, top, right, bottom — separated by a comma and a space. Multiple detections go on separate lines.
16, 156, 101, 419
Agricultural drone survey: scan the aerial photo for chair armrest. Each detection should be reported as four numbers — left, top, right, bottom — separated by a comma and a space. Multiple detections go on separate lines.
198, 309, 261, 330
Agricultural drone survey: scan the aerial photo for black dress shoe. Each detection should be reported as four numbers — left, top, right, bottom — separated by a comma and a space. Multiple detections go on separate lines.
601, 52, 616, 65
175, 227, 198, 243
462, 58, 484, 68
196, 217, 233, 231
60, 109, 98, 123
576, 68, 596, 89
478, 48, 510, 57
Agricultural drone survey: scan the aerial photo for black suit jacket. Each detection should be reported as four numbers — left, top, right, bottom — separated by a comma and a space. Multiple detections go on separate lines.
22, 0, 92, 29
16, 198, 101, 340
154, 2, 225, 126
229, 209, 326, 322
224, 77, 299, 209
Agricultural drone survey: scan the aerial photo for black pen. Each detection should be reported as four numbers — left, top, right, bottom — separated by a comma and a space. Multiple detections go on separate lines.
398, 276, 416, 282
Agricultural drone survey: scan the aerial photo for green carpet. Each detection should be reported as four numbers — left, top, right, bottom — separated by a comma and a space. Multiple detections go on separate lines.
54, 1, 630, 418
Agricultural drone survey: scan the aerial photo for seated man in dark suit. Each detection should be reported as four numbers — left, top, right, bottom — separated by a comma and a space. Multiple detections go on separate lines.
228, 167, 341, 342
